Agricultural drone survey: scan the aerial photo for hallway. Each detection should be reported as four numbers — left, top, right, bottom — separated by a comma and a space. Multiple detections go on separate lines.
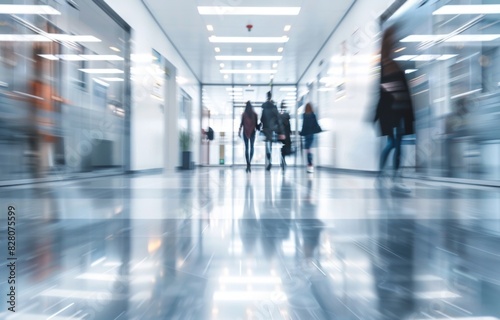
1, 168, 499, 319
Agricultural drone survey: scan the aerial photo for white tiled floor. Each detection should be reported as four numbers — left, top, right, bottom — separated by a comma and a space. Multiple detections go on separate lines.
1, 167, 499, 319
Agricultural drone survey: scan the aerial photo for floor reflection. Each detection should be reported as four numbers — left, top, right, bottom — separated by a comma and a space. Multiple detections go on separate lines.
1, 169, 500, 320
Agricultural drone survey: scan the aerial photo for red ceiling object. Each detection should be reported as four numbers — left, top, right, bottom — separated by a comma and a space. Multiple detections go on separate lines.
246, 24, 253, 32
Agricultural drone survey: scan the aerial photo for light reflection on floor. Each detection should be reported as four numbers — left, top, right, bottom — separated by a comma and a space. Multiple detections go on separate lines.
0, 167, 499, 320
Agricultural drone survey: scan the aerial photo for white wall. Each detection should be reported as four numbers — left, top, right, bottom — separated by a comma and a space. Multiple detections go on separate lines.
104, 0, 201, 171
299, 0, 395, 171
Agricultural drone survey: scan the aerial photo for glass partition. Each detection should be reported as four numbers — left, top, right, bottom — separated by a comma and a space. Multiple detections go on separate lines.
202, 85, 297, 166
0, 0, 130, 181
386, 0, 500, 181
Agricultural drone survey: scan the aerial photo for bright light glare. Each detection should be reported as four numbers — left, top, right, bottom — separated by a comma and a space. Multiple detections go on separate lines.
213, 291, 287, 301
79, 68, 124, 74
0, 4, 60, 15
433, 5, 500, 15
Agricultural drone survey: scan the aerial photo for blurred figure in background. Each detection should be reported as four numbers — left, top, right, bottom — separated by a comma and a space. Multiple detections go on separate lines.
279, 101, 292, 170
238, 101, 259, 173
260, 91, 284, 171
300, 103, 322, 173
445, 98, 469, 177
374, 25, 415, 192
28, 46, 66, 178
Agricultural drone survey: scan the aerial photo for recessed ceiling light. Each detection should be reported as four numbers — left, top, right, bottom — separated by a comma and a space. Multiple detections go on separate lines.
100, 77, 124, 82
207, 25, 214, 31
57, 54, 86, 61
49, 34, 101, 42
405, 69, 418, 74
215, 56, 282, 61
80, 55, 123, 61
247, 47, 252, 53
433, 4, 500, 15
197, 6, 301, 16
247, 63, 252, 68
277, 47, 284, 53
220, 63, 225, 68
270, 75, 274, 79
215, 47, 221, 53
411, 55, 441, 61
400, 34, 500, 42
272, 63, 278, 68
284, 25, 291, 32
0, 4, 61, 15
448, 34, 500, 42
220, 70, 277, 74
0, 34, 50, 42
0, 34, 98, 42
209, 36, 289, 43
110, 46, 121, 52
394, 55, 418, 61
437, 54, 458, 60
78, 68, 124, 74
224, 74, 229, 79
247, 75, 252, 79
38, 54, 59, 60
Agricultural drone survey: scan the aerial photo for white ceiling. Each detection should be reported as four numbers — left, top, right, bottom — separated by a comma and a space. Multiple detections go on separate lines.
142, 0, 356, 84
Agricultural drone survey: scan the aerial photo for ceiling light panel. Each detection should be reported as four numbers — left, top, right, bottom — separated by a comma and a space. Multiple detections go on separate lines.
209, 36, 289, 43
220, 70, 277, 74
284, 25, 291, 32
433, 5, 500, 15
401, 34, 500, 42
79, 68, 124, 74
215, 56, 282, 61
207, 25, 214, 31
197, 6, 301, 15
80, 55, 123, 61
0, 34, 50, 42
0, 5, 61, 15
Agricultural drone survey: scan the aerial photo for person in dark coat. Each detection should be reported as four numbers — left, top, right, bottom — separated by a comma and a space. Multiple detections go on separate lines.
300, 103, 322, 173
238, 101, 258, 173
374, 25, 415, 192
279, 102, 292, 170
260, 91, 284, 171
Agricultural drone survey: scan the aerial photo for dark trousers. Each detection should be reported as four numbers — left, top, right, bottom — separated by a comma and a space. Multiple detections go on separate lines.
379, 128, 403, 178
243, 133, 255, 166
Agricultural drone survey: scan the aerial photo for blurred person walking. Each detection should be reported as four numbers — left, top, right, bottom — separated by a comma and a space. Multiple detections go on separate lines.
300, 103, 322, 173
238, 101, 259, 173
28, 46, 66, 178
374, 26, 415, 192
260, 91, 284, 171
279, 102, 293, 171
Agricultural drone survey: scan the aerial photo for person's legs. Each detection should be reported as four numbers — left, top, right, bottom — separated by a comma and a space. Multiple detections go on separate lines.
266, 140, 272, 170
379, 132, 395, 173
304, 135, 314, 172
249, 133, 255, 163
392, 129, 403, 180
391, 126, 410, 192
243, 135, 250, 170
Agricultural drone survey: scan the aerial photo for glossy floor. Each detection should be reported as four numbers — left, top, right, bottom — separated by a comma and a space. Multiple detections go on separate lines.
1, 168, 500, 320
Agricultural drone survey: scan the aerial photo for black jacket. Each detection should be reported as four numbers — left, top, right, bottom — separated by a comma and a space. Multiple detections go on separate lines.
374, 67, 415, 136
300, 113, 322, 136
260, 100, 283, 140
